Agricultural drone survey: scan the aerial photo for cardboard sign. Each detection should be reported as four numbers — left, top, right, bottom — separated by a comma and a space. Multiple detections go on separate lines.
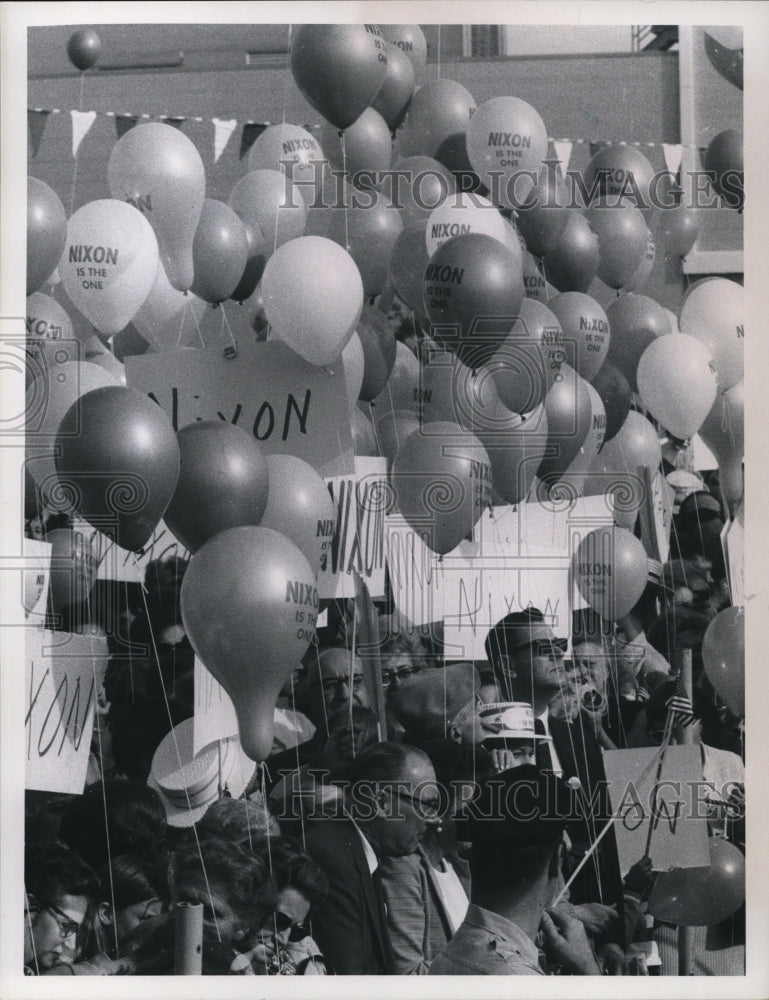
319, 457, 388, 599
384, 514, 447, 630
125, 341, 355, 477
70, 517, 190, 584
193, 656, 238, 755
25, 629, 109, 795
603, 745, 711, 875
439, 498, 614, 660
23, 539, 51, 623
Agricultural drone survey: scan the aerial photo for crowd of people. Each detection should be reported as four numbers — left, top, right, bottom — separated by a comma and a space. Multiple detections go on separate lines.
23, 457, 745, 978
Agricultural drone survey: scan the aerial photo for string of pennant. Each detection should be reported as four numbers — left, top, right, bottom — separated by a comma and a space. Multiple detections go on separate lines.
28, 106, 696, 176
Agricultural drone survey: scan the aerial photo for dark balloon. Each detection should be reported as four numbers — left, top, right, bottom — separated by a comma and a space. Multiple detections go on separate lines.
389, 219, 430, 317
164, 421, 270, 553
648, 838, 745, 927
230, 223, 269, 302
27, 178, 67, 295
192, 199, 249, 304
356, 306, 397, 400
703, 130, 743, 209
516, 163, 569, 258
590, 360, 631, 443
537, 365, 593, 482
325, 190, 403, 296
399, 79, 476, 167
542, 212, 600, 293
55, 386, 180, 553
67, 28, 101, 71
371, 41, 416, 132
605, 292, 671, 393
320, 108, 393, 187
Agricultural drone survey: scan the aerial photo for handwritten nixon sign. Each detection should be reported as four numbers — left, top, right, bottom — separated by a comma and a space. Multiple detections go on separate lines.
125, 341, 354, 477
70, 517, 190, 584
603, 745, 710, 875
25, 629, 109, 795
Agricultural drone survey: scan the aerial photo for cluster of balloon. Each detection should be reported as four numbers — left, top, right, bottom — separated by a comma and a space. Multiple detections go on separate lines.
320, 108, 392, 184
648, 838, 745, 927
679, 278, 743, 393
605, 293, 671, 393
356, 306, 397, 400
261, 235, 363, 367
324, 187, 403, 296
163, 422, 270, 554
108, 122, 206, 292
290, 24, 388, 130
399, 78, 477, 176
698, 379, 744, 510
259, 455, 336, 574
573, 526, 649, 621
637, 334, 718, 442
59, 200, 159, 337
547, 292, 610, 384
181, 526, 318, 762
542, 211, 600, 293
67, 28, 101, 71
583, 201, 649, 289
54, 386, 180, 553
585, 411, 661, 529
28, 178, 67, 295
703, 129, 743, 210
191, 200, 249, 305
423, 233, 524, 368
391, 423, 492, 555
702, 605, 744, 716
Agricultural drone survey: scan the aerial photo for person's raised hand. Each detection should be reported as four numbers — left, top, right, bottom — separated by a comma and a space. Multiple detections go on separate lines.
540, 907, 602, 975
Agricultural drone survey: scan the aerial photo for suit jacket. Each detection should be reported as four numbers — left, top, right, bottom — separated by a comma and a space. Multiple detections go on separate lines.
300, 815, 394, 975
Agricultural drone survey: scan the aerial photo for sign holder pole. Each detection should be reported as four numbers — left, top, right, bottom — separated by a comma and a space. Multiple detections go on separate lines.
676, 648, 695, 976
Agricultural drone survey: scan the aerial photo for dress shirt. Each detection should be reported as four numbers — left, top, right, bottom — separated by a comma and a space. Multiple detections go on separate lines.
428, 904, 543, 976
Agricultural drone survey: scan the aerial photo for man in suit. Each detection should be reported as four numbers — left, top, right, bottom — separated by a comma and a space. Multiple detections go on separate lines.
299, 741, 440, 975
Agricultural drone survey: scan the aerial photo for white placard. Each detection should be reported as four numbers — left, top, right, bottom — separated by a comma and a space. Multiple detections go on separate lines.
193, 655, 238, 756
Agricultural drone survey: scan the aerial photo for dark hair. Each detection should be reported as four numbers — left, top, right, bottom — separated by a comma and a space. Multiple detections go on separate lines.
345, 741, 425, 786
109, 698, 192, 782
59, 779, 167, 871
256, 837, 328, 909
171, 840, 276, 935
471, 839, 562, 894
25, 842, 100, 909
97, 853, 169, 910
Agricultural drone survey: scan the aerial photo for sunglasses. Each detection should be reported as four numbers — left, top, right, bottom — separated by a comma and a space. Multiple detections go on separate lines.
272, 910, 311, 942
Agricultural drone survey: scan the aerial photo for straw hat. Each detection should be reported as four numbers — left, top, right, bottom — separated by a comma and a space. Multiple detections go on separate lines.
148, 718, 257, 827
477, 702, 552, 744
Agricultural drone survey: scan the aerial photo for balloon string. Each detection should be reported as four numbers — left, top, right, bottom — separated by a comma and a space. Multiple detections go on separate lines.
188, 297, 205, 348
341, 130, 350, 251
367, 402, 383, 455
67, 74, 87, 216
437, 25, 442, 79
220, 305, 237, 356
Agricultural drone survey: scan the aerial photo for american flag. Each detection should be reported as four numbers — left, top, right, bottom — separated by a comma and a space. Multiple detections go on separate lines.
666, 673, 696, 726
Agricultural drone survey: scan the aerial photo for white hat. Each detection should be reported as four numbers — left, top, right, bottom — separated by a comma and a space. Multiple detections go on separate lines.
477, 702, 552, 743
148, 718, 257, 827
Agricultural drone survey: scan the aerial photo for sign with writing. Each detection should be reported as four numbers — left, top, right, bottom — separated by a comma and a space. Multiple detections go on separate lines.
384, 514, 447, 630
70, 517, 189, 584
23, 539, 51, 623
603, 745, 710, 875
439, 498, 614, 660
193, 656, 238, 756
125, 341, 354, 477
319, 457, 388, 599
25, 629, 109, 795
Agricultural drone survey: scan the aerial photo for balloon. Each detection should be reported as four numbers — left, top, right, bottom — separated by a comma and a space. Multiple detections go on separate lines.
261, 236, 363, 367
27, 178, 67, 295
26, 292, 75, 347
375, 409, 420, 470
590, 360, 631, 443
81, 336, 127, 385
382, 25, 427, 83
370, 340, 421, 424
423, 233, 524, 368
622, 224, 656, 293
489, 299, 557, 414
181, 526, 318, 761
46, 528, 99, 613
425, 192, 508, 257
537, 364, 593, 481
59, 200, 158, 337
55, 386, 180, 552
703, 130, 743, 209
522, 251, 557, 303
259, 455, 336, 573
702, 605, 744, 716
320, 108, 393, 187
573, 526, 649, 621
581, 145, 655, 211
230, 223, 270, 303
548, 292, 610, 384
248, 122, 326, 187
352, 406, 379, 457
637, 334, 718, 441
392, 422, 492, 554
655, 205, 699, 257
698, 380, 744, 509
648, 838, 745, 926
108, 122, 206, 292
516, 163, 570, 257
341, 331, 365, 413
543, 211, 600, 293
325, 189, 403, 296
163, 422, 269, 554
229, 169, 307, 253
466, 96, 548, 208
679, 278, 743, 392
371, 42, 416, 131
605, 292, 671, 392
66, 28, 101, 70
394, 156, 455, 224
416, 348, 491, 427
389, 219, 430, 316
586, 411, 661, 528
399, 79, 477, 168
290, 24, 388, 131
480, 403, 549, 505
131, 260, 208, 351
584, 202, 649, 289
189, 199, 249, 305
356, 306, 397, 399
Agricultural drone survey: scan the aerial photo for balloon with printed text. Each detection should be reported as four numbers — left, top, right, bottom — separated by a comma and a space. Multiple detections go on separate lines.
548, 292, 610, 384
573, 526, 649, 621
581, 145, 655, 213
247, 122, 327, 181
381, 25, 427, 83
585, 410, 661, 529
679, 277, 743, 392
371, 41, 416, 131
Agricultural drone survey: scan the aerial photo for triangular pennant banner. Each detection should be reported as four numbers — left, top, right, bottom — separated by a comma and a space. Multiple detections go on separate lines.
589, 140, 609, 160
662, 143, 683, 176
239, 122, 267, 159
553, 139, 573, 175
163, 116, 186, 129
115, 114, 139, 139
28, 109, 51, 158
213, 117, 237, 163
71, 109, 97, 158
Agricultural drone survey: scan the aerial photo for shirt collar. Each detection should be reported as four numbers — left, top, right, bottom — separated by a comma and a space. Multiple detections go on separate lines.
344, 807, 378, 875
462, 904, 541, 960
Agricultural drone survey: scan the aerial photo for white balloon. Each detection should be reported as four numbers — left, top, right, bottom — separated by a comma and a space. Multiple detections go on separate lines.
425, 193, 508, 257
